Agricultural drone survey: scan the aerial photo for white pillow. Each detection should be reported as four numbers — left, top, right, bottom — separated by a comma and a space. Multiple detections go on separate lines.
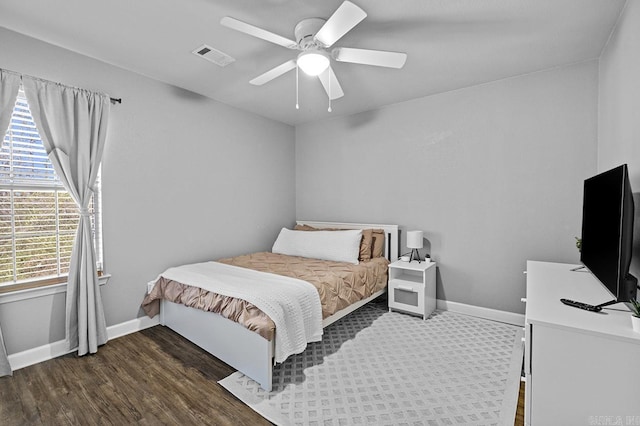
272, 228, 362, 264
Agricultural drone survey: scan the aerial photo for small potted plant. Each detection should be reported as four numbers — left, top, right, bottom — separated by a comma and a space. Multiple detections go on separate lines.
630, 299, 640, 333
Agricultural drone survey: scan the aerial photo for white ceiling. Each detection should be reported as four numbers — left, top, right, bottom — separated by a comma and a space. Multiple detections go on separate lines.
0, 0, 626, 126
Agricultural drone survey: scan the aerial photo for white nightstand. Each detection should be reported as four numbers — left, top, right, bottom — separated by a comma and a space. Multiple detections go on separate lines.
388, 260, 436, 320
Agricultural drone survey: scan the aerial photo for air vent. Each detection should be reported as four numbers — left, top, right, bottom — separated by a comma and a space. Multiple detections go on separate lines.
192, 44, 235, 67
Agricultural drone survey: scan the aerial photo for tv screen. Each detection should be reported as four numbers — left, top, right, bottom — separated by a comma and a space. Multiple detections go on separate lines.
580, 164, 636, 303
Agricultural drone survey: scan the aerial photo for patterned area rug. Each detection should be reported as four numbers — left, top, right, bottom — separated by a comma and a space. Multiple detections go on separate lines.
219, 303, 523, 426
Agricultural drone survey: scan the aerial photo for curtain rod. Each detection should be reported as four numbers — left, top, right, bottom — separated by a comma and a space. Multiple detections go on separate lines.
1, 67, 122, 105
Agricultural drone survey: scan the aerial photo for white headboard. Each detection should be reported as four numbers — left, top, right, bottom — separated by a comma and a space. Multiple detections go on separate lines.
296, 221, 399, 262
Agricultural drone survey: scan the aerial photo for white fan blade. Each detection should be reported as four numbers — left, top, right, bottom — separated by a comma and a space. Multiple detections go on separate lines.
314, 1, 367, 48
333, 47, 407, 68
250, 60, 297, 85
221, 17, 298, 49
318, 67, 344, 100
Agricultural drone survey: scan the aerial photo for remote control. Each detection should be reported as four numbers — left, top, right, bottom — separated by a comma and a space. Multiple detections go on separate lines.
560, 298, 602, 312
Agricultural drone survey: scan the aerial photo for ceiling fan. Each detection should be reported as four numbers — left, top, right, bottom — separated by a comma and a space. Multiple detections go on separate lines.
221, 1, 407, 107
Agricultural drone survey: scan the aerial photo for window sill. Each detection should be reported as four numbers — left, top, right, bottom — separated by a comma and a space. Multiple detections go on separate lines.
0, 274, 111, 305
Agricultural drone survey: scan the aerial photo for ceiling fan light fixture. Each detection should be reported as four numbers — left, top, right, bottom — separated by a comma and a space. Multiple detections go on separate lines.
297, 50, 330, 76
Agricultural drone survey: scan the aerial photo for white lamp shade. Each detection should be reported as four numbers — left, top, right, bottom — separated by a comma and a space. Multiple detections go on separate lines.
407, 230, 424, 249
297, 50, 330, 76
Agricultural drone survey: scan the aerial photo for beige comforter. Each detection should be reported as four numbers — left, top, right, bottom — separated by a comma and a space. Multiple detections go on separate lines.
141, 252, 389, 340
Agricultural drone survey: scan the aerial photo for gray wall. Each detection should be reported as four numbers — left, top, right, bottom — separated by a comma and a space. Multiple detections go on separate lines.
296, 61, 599, 314
598, 0, 640, 285
0, 27, 295, 354
0, 16, 618, 355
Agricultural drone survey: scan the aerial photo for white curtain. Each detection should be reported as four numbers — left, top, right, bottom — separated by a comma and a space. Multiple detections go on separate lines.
23, 76, 110, 356
0, 69, 22, 376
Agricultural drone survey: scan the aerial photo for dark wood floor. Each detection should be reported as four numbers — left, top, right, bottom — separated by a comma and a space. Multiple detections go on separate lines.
1, 325, 526, 425
515, 381, 525, 426
0, 326, 271, 425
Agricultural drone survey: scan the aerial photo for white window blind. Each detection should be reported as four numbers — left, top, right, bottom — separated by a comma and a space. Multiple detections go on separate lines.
0, 88, 103, 287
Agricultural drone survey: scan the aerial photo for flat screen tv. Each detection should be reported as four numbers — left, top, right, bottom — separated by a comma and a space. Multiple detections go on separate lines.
562, 164, 637, 312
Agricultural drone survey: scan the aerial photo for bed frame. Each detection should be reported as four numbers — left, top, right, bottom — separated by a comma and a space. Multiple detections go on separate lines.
160, 221, 399, 391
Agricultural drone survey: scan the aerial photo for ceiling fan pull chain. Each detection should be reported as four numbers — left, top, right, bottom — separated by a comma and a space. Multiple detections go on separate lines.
295, 64, 300, 110
328, 73, 332, 112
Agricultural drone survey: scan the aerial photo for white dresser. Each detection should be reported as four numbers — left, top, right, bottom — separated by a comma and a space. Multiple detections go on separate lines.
524, 261, 640, 426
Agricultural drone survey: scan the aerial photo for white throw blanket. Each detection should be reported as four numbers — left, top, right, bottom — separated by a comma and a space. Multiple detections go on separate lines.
152, 261, 323, 363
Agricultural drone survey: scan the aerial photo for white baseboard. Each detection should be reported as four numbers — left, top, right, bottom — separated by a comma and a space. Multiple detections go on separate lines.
106, 315, 161, 340
8, 301, 523, 372
7, 315, 160, 372
436, 299, 525, 327
7, 339, 74, 371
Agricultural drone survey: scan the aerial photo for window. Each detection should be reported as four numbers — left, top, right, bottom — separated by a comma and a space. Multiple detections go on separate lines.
0, 88, 103, 292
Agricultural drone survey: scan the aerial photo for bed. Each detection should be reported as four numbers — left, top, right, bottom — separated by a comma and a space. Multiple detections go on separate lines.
142, 221, 399, 391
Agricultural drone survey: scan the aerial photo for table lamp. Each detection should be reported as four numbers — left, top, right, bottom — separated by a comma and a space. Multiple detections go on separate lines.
407, 230, 424, 263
